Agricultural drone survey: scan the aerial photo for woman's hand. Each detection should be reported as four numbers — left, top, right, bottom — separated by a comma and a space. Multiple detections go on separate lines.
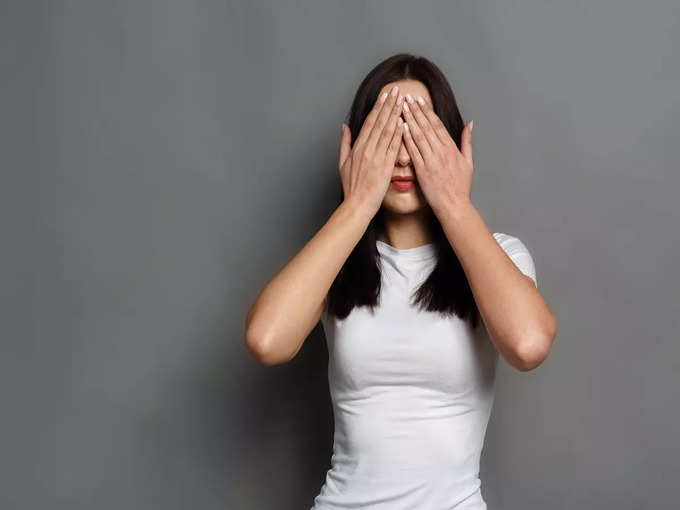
338, 85, 405, 217
400, 94, 474, 215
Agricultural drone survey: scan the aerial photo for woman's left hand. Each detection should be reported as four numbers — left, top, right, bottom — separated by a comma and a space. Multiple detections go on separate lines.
401, 94, 474, 215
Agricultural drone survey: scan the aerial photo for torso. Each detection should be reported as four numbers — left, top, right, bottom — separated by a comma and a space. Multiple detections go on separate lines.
311, 239, 498, 510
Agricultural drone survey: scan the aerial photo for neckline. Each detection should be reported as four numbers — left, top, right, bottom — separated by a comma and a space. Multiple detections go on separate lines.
376, 240, 437, 262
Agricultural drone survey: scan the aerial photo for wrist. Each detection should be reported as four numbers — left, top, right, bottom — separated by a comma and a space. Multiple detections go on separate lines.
340, 198, 378, 221
433, 197, 476, 222
338, 198, 377, 225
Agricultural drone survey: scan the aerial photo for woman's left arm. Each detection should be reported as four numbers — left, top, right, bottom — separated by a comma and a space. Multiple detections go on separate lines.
401, 94, 557, 371
437, 202, 556, 371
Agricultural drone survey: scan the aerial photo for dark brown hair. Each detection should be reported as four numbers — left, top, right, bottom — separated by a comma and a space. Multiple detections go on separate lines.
327, 53, 481, 329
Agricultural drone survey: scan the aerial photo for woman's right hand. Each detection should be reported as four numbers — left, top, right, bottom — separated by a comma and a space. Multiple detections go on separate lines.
338, 85, 404, 216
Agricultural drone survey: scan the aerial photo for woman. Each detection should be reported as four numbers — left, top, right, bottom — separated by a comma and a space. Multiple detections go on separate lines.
245, 53, 557, 509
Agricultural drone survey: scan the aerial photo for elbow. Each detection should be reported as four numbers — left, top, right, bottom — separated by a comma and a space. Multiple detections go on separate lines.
245, 333, 267, 365
245, 324, 299, 367
514, 342, 549, 372
513, 314, 557, 372
244, 306, 281, 366
245, 308, 303, 366
245, 331, 282, 366
244, 316, 281, 366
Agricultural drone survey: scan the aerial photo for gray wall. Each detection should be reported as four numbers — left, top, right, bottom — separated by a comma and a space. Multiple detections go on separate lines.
2, 1, 678, 509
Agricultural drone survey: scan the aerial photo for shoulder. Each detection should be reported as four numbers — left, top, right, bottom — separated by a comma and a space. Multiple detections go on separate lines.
492, 232, 538, 286
492, 232, 530, 254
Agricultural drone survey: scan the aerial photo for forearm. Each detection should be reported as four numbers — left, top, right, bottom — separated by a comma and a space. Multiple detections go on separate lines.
245, 198, 374, 365
434, 201, 556, 370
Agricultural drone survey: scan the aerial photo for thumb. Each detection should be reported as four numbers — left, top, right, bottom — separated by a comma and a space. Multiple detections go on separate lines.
338, 123, 351, 170
461, 120, 473, 165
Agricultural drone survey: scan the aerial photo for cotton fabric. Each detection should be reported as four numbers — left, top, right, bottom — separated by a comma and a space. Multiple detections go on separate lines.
310, 233, 537, 509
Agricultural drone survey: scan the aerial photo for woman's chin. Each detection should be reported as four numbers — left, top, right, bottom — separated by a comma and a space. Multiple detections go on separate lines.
382, 194, 428, 214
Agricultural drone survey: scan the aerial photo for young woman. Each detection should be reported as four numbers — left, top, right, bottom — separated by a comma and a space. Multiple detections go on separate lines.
245, 53, 557, 510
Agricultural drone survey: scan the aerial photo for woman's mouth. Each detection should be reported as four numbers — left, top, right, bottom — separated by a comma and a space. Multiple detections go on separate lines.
391, 177, 415, 191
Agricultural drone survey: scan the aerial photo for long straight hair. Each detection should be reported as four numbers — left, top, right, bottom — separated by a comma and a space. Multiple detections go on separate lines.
327, 53, 481, 330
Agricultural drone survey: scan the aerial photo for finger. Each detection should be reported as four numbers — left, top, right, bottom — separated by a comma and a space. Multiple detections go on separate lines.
415, 95, 456, 149
461, 120, 474, 166
402, 119, 425, 170
354, 88, 391, 148
407, 95, 441, 154
386, 118, 404, 165
374, 93, 404, 156
338, 122, 351, 170
366, 85, 400, 151
402, 98, 433, 160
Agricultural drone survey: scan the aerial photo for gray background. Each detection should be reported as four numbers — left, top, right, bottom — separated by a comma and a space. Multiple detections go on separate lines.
3, 1, 678, 509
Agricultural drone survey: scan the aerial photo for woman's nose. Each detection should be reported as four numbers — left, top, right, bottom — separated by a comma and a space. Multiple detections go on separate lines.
396, 142, 411, 167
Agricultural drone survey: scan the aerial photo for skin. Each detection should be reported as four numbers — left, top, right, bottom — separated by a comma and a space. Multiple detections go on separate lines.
372, 80, 434, 250
245, 80, 557, 371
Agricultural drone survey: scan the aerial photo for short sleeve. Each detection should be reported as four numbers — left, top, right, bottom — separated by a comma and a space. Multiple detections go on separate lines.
492, 232, 537, 287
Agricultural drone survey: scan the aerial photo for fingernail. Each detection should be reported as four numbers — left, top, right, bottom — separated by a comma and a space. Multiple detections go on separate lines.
470, 120, 473, 133
416, 96, 425, 105
380, 92, 388, 102
403, 102, 410, 113
406, 93, 414, 104
391, 85, 399, 96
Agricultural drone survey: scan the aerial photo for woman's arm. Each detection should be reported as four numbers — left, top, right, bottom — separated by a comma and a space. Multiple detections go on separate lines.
437, 201, 557, 371
245, 198, 373, 366
246, 86, 406, 366
398, 95, 556, 371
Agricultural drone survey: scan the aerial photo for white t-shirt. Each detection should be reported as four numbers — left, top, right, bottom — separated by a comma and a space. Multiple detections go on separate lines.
310, 233, 537, 510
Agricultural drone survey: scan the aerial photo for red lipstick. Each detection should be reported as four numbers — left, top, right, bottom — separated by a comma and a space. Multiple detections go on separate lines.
391, 175, 415, 191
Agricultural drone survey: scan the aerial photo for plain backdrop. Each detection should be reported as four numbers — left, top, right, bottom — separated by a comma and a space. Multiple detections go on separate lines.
2, 1, 679, 509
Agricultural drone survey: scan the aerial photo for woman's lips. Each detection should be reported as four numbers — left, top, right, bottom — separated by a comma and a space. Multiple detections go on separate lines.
391, 179, 414, 191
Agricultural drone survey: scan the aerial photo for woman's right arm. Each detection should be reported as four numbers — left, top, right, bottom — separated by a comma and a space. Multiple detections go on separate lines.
244, 198, 374, 366
245, 85, 404, 366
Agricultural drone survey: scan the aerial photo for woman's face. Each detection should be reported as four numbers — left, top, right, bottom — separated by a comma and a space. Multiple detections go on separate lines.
376, 79, 434, 216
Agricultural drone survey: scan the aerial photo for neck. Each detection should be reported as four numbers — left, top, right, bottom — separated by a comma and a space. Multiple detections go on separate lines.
377, 209, 434, 249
